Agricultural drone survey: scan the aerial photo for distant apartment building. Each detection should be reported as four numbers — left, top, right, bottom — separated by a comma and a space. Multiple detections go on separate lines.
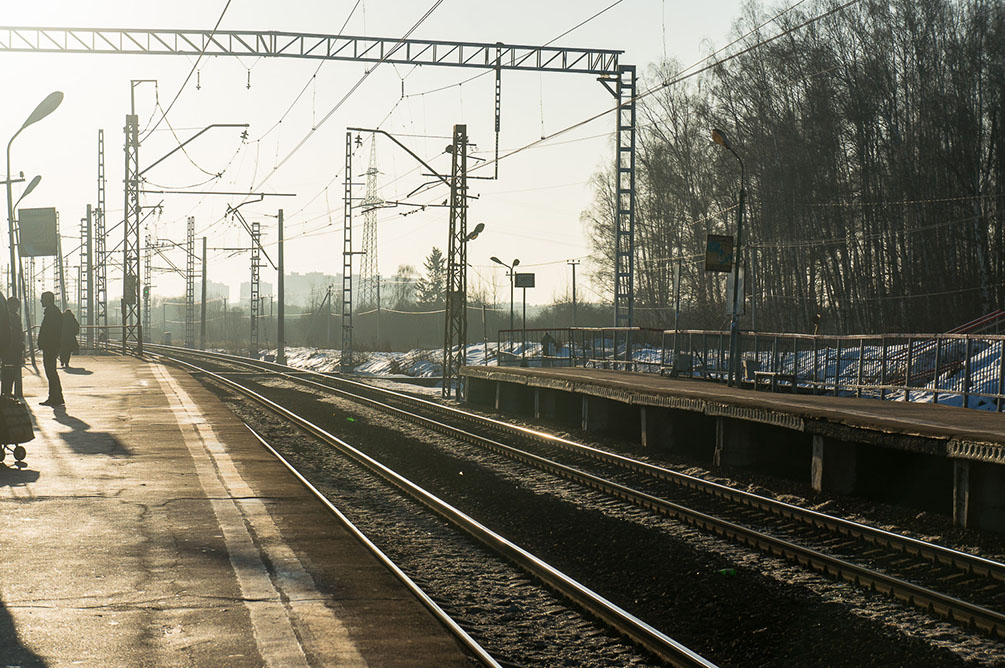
195, 280, 230, 302
239, 280, 274, 305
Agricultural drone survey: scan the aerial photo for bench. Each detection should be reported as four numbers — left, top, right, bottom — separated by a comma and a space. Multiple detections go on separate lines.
753, 370, 798, 392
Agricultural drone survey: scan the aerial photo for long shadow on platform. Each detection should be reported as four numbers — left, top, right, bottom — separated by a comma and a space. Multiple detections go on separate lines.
47, 407, 132, 457
0, 464, 40, 487
61, 367, 93, 376
0, 597, 47, 666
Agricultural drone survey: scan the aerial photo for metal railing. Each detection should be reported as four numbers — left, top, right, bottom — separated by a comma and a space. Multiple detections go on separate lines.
497, 326, 1005, 411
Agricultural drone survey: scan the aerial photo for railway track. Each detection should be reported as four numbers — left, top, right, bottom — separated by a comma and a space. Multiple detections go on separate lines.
148, 346, 717, 668
149, 345, 1005, 644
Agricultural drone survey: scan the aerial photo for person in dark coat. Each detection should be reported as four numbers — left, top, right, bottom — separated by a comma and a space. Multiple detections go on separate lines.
59, 309, 80, 369
38, 291, 63, 406
2, 295, 23, 397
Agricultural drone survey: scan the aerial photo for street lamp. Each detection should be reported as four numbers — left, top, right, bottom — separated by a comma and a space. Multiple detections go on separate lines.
6, 92, 63, 297
490, 256, 520, 330
712, 127, 746, 387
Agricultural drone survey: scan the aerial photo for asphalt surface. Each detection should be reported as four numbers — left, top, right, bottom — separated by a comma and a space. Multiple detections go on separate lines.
0, 355, 475, 668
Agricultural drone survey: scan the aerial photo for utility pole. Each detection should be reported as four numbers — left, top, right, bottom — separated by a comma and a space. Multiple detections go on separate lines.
200, 236, 207, 349
83, 204, 93, 348
567, 259, 579, 327
325, 284, 332, 348
143, 227, 152, 336
277, 209, 286, 364
55, 212, 66, 309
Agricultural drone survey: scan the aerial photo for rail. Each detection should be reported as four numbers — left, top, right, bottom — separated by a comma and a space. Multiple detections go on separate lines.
497, 327, 1005, 411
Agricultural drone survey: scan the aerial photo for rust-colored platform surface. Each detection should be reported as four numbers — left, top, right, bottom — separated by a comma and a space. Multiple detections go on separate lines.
463, 365, 1005, 462
0, 355, 474, 667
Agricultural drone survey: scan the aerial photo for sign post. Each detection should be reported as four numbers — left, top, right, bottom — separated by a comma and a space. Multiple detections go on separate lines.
515, 272, 535, 366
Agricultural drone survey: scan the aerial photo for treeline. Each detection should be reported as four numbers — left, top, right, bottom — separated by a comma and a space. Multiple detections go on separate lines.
586, 0, 1004, 334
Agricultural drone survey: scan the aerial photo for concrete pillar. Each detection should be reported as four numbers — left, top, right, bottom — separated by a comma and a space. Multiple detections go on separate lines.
640, 407, 650, 448
971, 462, 1005, 532
953, 459, 972, 529
811, 434, 857, 495
494, 382, 502, 412
536, 388, 557, 420
534, 388, 541, 420
581, 395, 610, 432
713, 417, 755, 467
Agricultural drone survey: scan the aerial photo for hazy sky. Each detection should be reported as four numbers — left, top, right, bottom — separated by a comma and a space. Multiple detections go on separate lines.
0, 0, 751, 305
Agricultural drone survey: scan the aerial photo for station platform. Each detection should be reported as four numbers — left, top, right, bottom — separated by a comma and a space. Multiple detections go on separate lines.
0, 355, 475, 667
462, 365, 1005, 531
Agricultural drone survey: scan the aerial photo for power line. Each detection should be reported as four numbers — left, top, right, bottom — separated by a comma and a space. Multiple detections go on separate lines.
462, 0, 863, 181
141, 0, 234, 141
250, 0, 363, 143
253, 0, 446, 191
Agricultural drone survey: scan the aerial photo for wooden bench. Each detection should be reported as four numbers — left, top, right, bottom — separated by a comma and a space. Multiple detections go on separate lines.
753, 370, 798, 392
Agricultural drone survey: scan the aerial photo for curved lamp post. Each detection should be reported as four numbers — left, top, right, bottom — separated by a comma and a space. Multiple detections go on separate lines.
6, 92, 63, 297
711, 127, 745, 387
490, 256, 519, 330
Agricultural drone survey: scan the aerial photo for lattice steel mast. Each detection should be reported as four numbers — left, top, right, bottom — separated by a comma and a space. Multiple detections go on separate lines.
341, 132, 354, 371
143, 226, 152, 336
95, 130, 107, 336
122, 82, 146, 353
442, 124, 469, 399
80, 205, 92, 348
0, 27, 635, 326
249, 220, 261, 358
185, 216, 195, 348
360, 140, 381, 310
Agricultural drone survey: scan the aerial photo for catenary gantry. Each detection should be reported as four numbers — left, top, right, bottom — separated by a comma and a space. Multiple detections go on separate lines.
0, 26, 638, 351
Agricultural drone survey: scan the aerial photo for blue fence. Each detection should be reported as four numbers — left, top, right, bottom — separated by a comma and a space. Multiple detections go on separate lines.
497, 327, 1005, 412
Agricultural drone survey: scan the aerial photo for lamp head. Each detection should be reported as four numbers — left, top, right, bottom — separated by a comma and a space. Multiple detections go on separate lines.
465, 222, 485, 241
22, 175, 41, 199
711, 128, 731, 149
512, 258, 520, 267
490, 256, 504, 266
22, 92, 64, 130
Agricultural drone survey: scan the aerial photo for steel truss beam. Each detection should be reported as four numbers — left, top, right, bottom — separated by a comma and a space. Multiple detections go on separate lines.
0, 28, 622, 75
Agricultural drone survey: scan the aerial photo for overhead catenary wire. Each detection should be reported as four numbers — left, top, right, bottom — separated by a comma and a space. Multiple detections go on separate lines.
252, 0, 446, 191
141, 0, 234, 141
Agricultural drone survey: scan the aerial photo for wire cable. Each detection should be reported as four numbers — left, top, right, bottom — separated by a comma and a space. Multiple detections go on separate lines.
253, 0, 445, 191
141, 0, 234, 141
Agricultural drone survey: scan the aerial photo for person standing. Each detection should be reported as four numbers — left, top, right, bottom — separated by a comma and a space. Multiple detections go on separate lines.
2, 296, 24, 397
38, 292, 63, 407
60, 308, 80, 369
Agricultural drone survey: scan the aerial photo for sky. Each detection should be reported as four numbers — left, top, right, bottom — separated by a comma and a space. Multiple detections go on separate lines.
0, 0, 752, 306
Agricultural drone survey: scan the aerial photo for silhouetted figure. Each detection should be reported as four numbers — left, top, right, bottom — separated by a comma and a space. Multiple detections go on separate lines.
2, 296, 24, 397
38, 292, 63, 407
541, 332, 557, 367
59, 309, 79, 369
